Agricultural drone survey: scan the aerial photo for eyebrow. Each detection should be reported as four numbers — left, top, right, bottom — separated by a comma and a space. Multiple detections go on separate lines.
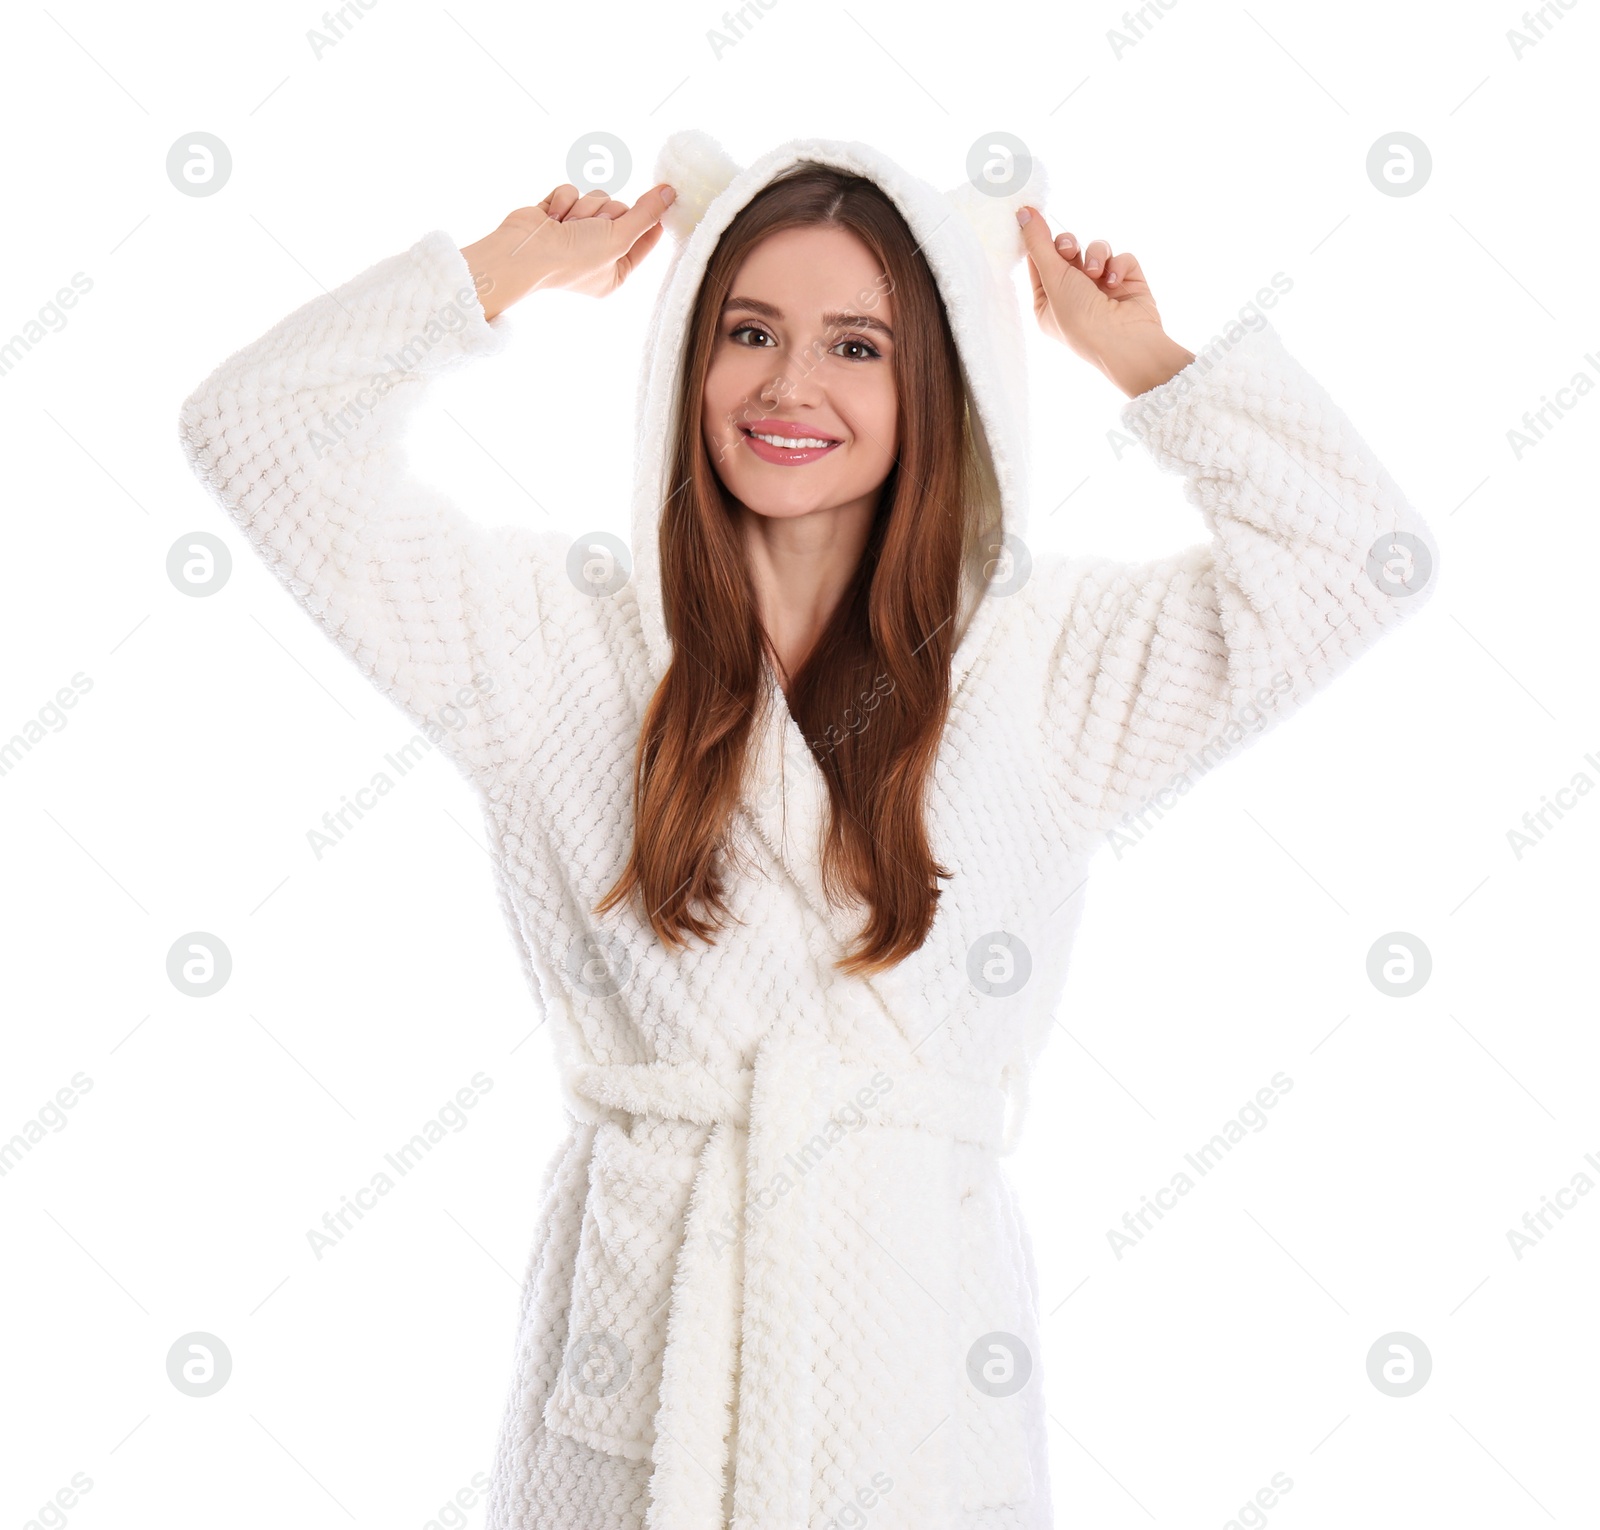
720, 294, 894, 341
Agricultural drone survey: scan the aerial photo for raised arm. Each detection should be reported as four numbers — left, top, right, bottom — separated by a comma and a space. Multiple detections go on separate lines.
1035, 321, 1436, 841
177, 230, 562, 783
176, 181, 677, 787
1012, 208, 1438, 844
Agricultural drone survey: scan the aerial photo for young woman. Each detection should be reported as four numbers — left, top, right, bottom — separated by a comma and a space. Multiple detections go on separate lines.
179, 130, 1435, 1530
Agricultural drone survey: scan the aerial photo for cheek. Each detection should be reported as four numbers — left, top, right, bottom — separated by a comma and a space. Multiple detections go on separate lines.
703, 358, 759, 440
701, 374, 735, 465
859, 384, 899, 463
701, 415, 736, 476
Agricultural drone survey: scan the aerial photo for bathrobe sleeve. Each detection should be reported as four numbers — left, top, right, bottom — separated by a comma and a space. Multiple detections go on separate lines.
177, 228, 563, 784
1036, 320, 1438, 840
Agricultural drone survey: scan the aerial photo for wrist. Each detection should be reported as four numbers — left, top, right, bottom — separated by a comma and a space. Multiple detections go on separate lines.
459, 238, 504, 320
459, 232, 553, 322
1098, 333, 1195, 399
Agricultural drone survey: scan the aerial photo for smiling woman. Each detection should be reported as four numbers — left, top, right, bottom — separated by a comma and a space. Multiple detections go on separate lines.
176, 128, 1437, 1530
709, 239, 900, 656
596, 164, 989, 978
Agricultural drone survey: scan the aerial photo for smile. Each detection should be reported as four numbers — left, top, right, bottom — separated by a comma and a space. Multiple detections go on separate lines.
739, 426, 842, 464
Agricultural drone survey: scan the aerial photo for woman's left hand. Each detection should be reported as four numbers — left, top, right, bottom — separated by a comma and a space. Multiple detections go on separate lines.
1017, 204, 1195, 399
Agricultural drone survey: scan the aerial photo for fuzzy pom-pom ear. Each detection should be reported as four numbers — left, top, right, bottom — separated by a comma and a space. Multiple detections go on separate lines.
651, 128, 743, 242
942, 155, 1050, 275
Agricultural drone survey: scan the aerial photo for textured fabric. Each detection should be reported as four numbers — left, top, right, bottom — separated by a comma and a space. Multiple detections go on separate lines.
177, 130, 1438, 1530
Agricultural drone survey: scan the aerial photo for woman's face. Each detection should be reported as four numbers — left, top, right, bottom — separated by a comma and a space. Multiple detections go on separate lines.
702, 224, 898, 525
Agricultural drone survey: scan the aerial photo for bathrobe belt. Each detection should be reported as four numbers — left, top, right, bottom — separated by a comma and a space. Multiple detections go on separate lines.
565, 1029, 1010, 1530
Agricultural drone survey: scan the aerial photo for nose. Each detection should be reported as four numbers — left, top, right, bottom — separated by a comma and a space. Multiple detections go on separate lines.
758, 355, 824, 413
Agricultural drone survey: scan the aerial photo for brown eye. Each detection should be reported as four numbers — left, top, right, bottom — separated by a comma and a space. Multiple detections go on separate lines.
833, 337, 881, 361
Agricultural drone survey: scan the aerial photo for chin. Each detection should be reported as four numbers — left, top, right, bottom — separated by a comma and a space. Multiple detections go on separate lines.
732, 487, 836, 520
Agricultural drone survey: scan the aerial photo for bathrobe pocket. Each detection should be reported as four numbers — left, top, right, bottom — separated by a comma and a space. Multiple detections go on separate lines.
542, 1117, 702, 1459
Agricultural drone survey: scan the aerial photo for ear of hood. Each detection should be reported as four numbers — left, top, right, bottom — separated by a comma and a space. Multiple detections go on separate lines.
630, 129, 1047, 691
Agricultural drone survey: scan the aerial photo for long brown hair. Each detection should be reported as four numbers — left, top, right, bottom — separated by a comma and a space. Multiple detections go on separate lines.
595, 162, 988, 977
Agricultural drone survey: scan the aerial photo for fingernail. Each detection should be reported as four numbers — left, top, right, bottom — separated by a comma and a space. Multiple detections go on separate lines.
1016, 206, 1032, 226
1106, 271, 1118, 285
660, 185, 676, 205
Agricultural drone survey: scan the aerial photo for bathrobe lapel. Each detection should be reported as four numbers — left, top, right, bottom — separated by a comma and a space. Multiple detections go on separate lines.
737, 592, 1004, 981
738, 657, 862, 955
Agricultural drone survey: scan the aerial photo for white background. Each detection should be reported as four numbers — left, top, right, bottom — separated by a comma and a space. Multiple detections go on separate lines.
2, 1, 1596, 1526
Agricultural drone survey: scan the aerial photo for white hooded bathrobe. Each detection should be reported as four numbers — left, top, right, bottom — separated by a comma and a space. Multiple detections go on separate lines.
178, 130, 1438, 1530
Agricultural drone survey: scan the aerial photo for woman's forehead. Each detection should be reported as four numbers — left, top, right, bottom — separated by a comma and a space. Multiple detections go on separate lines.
726, 226, 893, 320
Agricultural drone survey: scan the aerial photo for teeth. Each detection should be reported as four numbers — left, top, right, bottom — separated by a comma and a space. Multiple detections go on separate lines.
748, 430, 836, 449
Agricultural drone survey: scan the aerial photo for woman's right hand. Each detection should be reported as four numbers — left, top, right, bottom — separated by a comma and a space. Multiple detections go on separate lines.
460, 182, 676, 320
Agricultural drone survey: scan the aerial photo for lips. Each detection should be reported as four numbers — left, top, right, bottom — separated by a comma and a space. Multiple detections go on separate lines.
738, 420, 844, 466
740, 418, 842, 443
739, 428, 844, 464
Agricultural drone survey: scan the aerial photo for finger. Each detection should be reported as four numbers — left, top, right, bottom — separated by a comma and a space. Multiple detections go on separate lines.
1081, 239, 1112, 278
561, 188, 612, 220
1113, 251, 1148, 288
1102, 252, 1139, 290
1053, 229, 1081, 266
544, 183, 582, 220
1016, 204, 1072, 281
610, 183, 676, 248
616, 220, 666, 281
1022, 249, 1047, 314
